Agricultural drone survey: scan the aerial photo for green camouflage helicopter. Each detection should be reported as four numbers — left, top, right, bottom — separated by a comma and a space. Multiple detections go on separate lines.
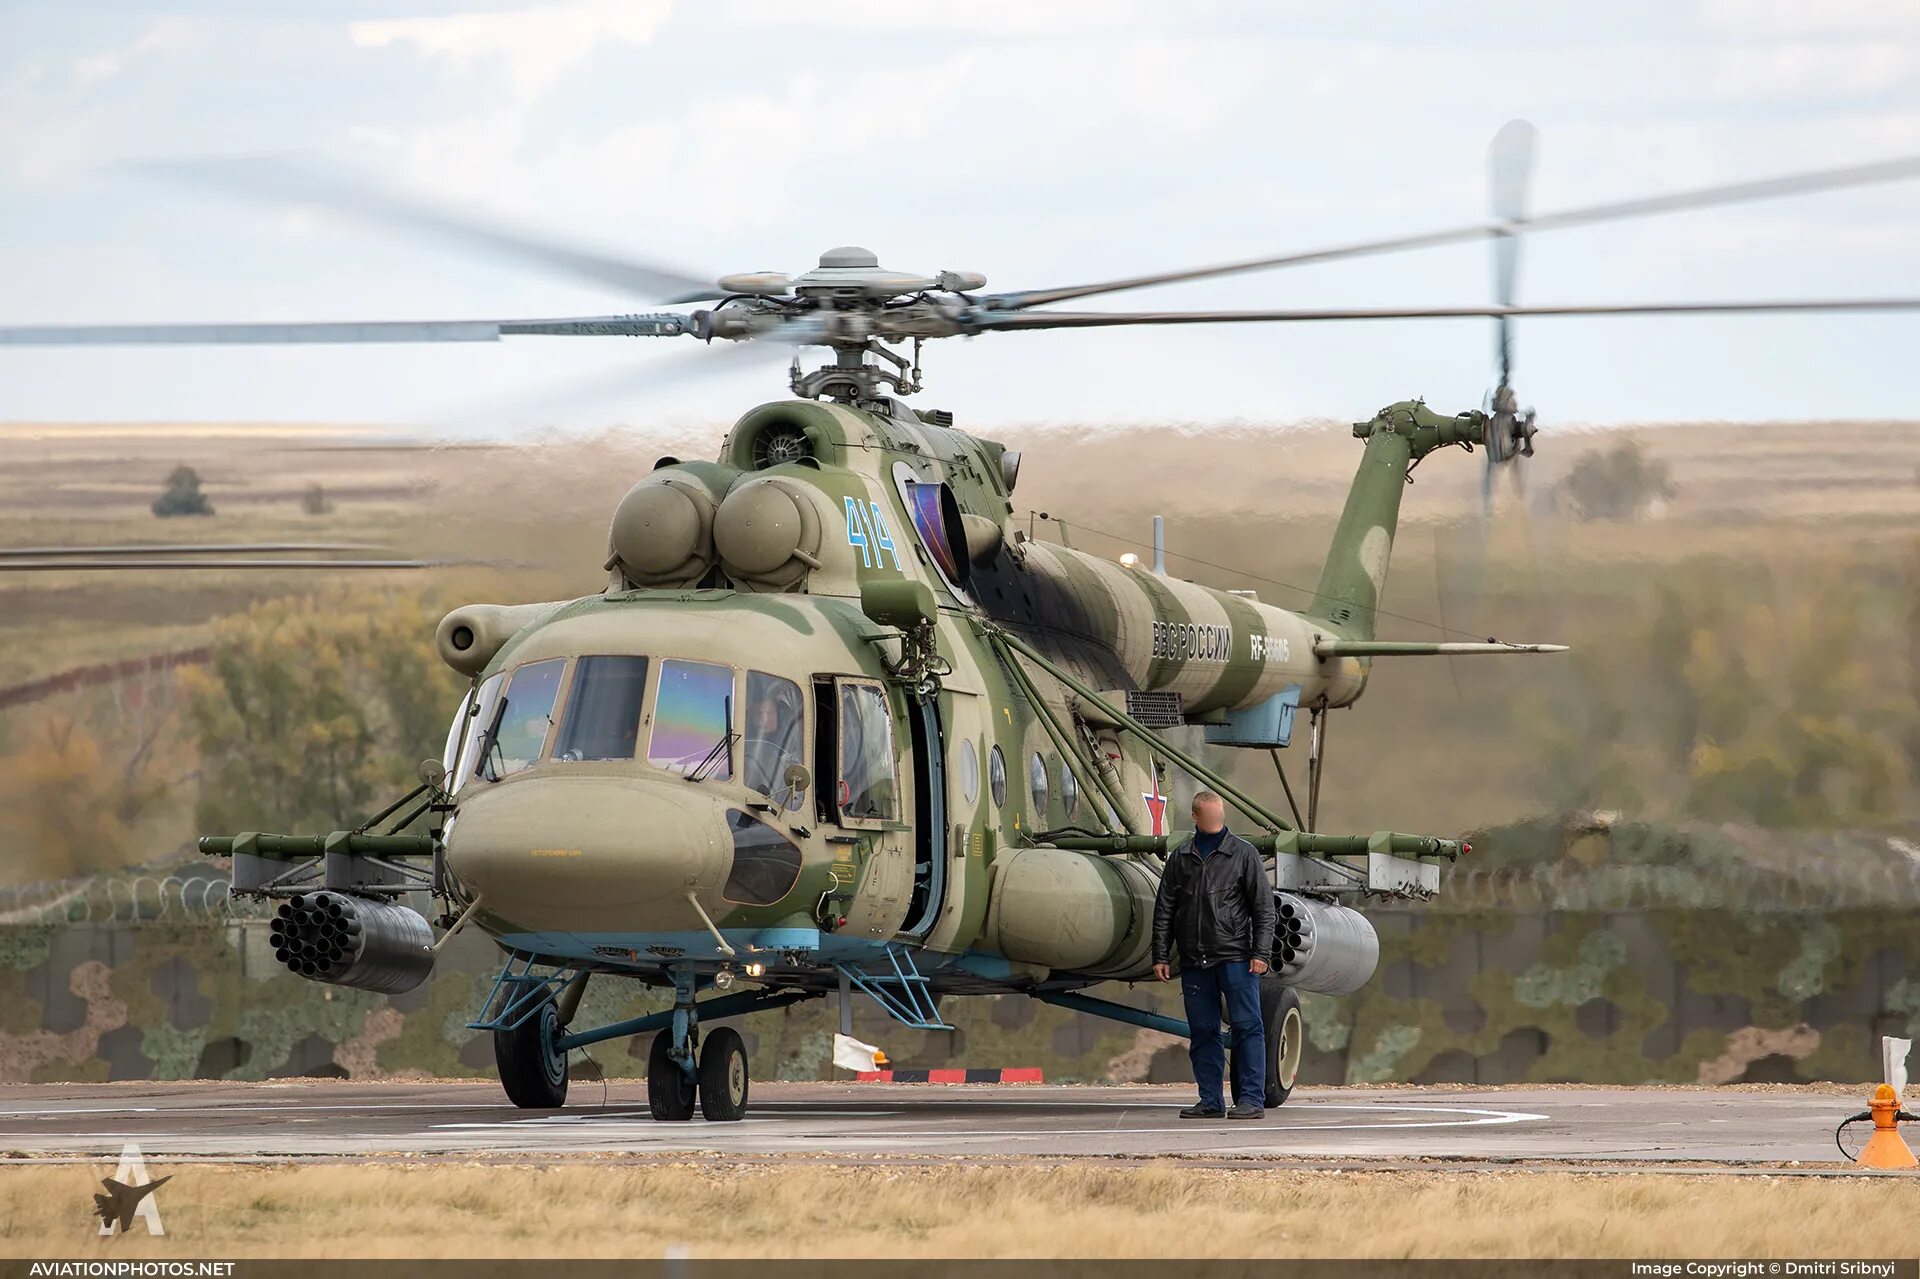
13, 126, 1920, 1120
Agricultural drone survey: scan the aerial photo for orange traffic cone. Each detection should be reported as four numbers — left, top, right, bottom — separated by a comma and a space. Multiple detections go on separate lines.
1856, 1084, 1918, 1170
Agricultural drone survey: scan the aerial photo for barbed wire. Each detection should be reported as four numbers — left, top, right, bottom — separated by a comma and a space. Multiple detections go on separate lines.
5, 855, 1920, 927
0, 874, 272, 926
1416, 857, 1920, 914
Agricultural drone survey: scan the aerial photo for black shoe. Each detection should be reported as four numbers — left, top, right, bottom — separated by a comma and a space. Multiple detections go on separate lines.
1226, 1103, 1266, 1120
1179, 1103, 1226, 1119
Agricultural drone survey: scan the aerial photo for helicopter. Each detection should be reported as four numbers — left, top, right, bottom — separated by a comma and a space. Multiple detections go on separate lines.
13, 125, 1920, 1120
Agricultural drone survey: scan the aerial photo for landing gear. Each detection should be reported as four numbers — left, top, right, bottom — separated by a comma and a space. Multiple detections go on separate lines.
495, 995, 568, 1109
1261, 978, 1303, 1107
698, 1026, 751, 1122
644, 964, 752, 1121
647, 1028, 697, 1121
1227, 977, 1303, 1109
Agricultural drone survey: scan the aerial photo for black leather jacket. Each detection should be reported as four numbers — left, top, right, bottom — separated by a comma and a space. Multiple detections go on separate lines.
1151, 830, 1277, 968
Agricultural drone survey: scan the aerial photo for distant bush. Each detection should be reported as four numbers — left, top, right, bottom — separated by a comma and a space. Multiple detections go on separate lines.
152, 464, 214, 518
1561, 440, 1673, 522
184, 588, 463, 835
301, 482, 333, 516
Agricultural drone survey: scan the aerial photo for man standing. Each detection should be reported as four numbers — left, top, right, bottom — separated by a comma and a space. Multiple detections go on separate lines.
1152, 791, 1277, 1120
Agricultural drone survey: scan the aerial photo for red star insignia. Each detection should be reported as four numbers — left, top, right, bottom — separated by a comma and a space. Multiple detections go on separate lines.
1142, 773, 1168, 836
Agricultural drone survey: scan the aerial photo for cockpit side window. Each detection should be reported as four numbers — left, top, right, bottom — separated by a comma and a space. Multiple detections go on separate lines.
743, 670, 806, 808
553, 655, 649, 762
835, 680, 897, 823
450, 677, 499, 795
442, 688, 474, 774
476, 658, 566, 782
649, 659, 735, 779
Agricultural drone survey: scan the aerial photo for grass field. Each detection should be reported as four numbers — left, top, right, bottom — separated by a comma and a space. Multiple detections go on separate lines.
3, 1160, 1919, 1259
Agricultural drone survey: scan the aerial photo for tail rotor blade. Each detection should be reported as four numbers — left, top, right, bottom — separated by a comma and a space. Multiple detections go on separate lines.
1489, 119, 1538, 390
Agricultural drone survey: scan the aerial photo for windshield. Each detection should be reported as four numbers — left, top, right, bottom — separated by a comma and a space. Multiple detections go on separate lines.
477, 658, 566, 782
648, 659, 734, 779
553, 655, 649, 762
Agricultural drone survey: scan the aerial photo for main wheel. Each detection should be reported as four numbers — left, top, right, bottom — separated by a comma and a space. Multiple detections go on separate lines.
494, 995, 568, 1109
1262, 978, 1304, 1107
698, 1026, 750, 1122
647, 1028, 697, 1121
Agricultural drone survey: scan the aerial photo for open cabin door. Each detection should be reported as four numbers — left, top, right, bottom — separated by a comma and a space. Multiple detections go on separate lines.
899, 693, 947, 938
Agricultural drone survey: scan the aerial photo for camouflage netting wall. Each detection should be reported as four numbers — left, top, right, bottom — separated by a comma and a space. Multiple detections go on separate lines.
3, 903, 1913, 1086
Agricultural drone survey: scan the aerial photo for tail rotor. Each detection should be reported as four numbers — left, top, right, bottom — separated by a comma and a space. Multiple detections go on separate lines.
1484, 119, 1541, 515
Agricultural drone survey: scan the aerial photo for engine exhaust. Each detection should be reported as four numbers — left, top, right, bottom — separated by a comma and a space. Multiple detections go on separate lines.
1273, 892, 1379, 996
267, 890, 435, 994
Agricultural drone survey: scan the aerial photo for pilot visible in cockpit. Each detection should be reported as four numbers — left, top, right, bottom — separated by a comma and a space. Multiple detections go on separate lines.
744, 677, 805, 803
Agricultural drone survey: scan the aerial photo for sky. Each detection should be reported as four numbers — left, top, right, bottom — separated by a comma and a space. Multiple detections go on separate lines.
5, 1, 1920, 434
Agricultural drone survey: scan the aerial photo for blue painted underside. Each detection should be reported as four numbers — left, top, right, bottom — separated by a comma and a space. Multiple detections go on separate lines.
494, 927, 964, 970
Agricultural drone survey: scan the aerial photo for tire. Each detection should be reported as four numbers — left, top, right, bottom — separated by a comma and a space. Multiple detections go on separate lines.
647, 1028, 697, 1121
698, 1026, 751, 1122
494, 996, 568, 1109
1262, 978, 1304, 1107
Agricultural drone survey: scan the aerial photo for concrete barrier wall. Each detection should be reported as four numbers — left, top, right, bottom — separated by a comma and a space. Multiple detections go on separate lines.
1, 908, 1912, 1086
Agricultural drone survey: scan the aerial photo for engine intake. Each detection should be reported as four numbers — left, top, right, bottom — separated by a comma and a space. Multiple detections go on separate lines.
268, 890, 435, 995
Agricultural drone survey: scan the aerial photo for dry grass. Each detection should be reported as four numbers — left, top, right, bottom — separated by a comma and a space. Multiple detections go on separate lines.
2, 1160, 1917, 1259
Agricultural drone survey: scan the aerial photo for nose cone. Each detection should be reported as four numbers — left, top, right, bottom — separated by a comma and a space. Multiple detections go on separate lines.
446, 776, 729, 932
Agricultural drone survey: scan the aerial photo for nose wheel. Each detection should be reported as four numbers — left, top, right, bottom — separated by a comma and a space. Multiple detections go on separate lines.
646, 966, 752, 1122
646, 1027, 698, 1120
646, 1025, 751, 1121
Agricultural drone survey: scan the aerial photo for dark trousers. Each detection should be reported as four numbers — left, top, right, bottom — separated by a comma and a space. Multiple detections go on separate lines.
1180, 959, 1266, 1109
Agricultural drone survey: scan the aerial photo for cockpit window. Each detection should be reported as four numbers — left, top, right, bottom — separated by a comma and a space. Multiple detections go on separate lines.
442, 688, 473, 775
743, 671, 806, 807
453, 673, 504, 793
836, 680, 897, 822
475, 659, 566, 782
649, 659, 734, 779
722, 810, 803, 905
553, 656, 649, 762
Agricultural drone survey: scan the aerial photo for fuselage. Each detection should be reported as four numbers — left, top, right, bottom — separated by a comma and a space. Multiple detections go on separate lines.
436, 397, 1377, 992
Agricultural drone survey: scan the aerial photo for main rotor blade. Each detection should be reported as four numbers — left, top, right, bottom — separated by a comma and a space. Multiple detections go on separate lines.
0, 558, 442, 571
968, 297, 1920, 330
1489, 119, 1538, 388
0, 543, 376, 558
429, 332, 799, 432
0, 314, 693, 345
127, 157, 722, 303
985, 152, 1920, 310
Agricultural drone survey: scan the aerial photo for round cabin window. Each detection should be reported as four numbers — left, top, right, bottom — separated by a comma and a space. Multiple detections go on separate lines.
957, 738, 980, 805
988, 745, 1007, 809
1028, 752, 1049, 818
1060, 763, 1079, 819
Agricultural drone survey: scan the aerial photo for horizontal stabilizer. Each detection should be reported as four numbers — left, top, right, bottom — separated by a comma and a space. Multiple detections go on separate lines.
1313, 639, 1567, 657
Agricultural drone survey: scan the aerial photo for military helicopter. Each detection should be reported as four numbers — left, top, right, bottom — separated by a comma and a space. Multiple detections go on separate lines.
13, 127, 1920, 1120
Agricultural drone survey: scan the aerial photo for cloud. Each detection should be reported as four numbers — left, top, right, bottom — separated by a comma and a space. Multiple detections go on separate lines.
68, 16, 208, 87
349, 0, 674, 105
722, 0, 1159, 35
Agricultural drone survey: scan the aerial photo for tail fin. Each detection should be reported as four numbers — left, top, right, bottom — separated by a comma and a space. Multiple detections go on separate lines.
1309, 401, 1482, 641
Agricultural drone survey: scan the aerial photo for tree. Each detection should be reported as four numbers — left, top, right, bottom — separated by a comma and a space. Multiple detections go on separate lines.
152, 464, 214, 517
184, 589, 463, 835
1561, 440, 1674, 522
